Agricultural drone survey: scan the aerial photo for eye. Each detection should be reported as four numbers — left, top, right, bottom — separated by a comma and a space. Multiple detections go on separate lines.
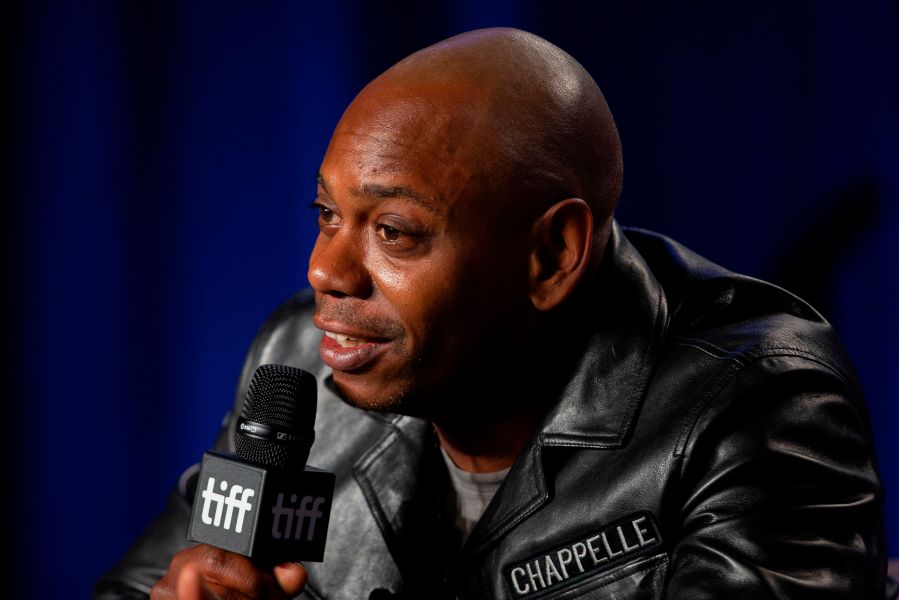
310, 202, 338, 228
374, 222, 429, 254
376, 224, 403, 243
318, 206, 335, 224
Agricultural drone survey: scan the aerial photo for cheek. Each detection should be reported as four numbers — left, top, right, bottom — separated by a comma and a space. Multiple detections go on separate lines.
366, 251, 469, 358
369, 253, 460, 330
366, 239, 531, 368
365, 251, 407, 294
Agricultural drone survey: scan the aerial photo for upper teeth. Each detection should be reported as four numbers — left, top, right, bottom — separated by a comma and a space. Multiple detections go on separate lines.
325, 331, 367, 348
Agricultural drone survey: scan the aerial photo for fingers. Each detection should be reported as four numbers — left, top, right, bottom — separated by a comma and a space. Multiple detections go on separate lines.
192, 546, 261, 592
175, 563, 205, 600
273, 562, 307, 597
151, 544, 305, 600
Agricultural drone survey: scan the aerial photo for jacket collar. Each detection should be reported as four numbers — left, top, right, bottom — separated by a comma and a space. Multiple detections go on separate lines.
537, 222, 669, 448
457, 222, 669, 566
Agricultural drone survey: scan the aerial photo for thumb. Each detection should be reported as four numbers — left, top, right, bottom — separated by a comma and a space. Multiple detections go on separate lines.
273, 562, 308, 596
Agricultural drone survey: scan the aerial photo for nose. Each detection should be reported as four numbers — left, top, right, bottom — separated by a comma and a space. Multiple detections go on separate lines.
307, 227, 373, 298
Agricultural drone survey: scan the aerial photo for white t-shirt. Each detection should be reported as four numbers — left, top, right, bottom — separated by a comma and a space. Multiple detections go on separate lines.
440, 447, 511, 543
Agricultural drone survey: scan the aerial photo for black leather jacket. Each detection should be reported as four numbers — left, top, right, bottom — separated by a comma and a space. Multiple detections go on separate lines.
95, 225, 888, 599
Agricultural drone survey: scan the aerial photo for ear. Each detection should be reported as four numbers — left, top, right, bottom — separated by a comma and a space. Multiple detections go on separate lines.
528, 198, 594, 311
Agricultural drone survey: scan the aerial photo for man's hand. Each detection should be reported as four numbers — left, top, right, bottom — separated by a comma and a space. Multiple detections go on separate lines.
150, 544, 307, 599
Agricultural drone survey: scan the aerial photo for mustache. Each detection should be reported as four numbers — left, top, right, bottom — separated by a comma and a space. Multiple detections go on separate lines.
313, 298, 406, 339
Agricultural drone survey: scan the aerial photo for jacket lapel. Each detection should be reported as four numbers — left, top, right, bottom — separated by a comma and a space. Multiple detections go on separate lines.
453, 441, 549, 574
353, 415, 459, 592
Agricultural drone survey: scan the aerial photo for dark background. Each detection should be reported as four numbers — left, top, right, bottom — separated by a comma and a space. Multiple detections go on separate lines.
5, 2, 897, 596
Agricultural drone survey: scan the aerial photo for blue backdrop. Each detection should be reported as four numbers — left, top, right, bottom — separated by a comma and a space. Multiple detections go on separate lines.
7, 2, 898, 596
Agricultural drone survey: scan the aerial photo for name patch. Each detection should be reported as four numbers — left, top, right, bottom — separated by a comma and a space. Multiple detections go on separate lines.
504, 512, 662, 598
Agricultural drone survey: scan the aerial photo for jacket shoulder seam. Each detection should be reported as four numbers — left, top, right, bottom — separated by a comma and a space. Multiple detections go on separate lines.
672, 337, 749, 365
673, 338, 855, 392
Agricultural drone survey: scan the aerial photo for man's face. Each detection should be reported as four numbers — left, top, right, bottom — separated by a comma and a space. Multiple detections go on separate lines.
308, 88, 534, 416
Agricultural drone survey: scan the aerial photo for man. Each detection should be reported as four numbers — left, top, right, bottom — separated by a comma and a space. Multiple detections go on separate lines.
95, 28, 888, 599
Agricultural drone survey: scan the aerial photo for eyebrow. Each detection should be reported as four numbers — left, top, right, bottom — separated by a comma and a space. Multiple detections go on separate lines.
317, 172, 445, 216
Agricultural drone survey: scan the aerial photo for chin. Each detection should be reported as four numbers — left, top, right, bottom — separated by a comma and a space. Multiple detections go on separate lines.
331, 372, 433, 418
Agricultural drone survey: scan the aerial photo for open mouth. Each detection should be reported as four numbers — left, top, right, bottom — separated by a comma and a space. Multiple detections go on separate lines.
317, 327, 391, 372
323, 331, 375, 348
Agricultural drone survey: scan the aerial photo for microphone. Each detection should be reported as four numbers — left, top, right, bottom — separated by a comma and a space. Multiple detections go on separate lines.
187, 364, 335, 564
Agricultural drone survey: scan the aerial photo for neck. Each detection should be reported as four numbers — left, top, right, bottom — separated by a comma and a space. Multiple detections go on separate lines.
430, 338, 572, 473
431, 295, 595, 473
432, 406, 542, 473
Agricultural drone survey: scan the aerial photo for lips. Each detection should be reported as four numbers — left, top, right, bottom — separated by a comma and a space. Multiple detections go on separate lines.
319, 330, 389, 372
314, 318, 395, 372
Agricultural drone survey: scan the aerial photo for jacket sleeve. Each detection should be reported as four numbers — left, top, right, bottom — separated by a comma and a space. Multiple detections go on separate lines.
92, 291, 319, 599
665, 353, 887, 599
91, 424, 232, 599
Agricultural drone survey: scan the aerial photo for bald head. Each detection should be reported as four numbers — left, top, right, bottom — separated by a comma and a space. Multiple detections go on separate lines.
351, 28, 623, 243
310, 29, 622, 413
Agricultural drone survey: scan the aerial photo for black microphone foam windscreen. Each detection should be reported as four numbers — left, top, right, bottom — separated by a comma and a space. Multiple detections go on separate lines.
235, 364, 317, 469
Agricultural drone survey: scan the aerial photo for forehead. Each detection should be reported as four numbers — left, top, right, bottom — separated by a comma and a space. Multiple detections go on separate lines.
328, 104, 452, 172
320, 89, 497, 209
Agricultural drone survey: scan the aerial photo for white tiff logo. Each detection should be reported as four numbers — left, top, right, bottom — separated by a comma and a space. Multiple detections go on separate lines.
271, 494, 325, 541
200, 477, 255, 533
